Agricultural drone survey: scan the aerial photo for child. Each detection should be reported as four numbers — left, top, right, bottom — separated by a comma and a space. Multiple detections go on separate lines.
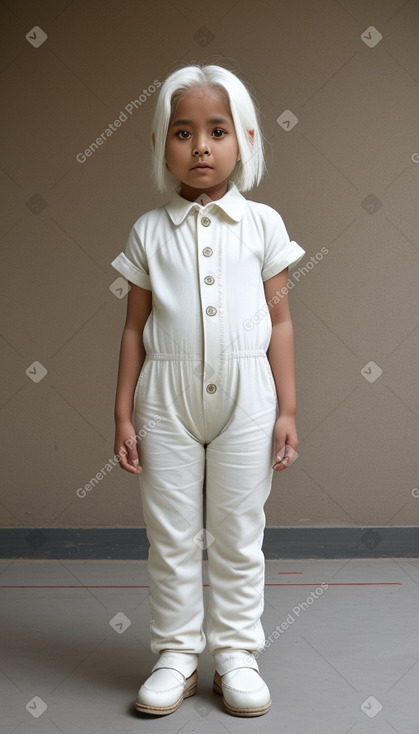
111, 63, 305, 717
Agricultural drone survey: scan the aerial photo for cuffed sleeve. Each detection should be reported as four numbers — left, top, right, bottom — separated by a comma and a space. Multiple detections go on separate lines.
111, 225, 152, 290
261, 208, 306, 282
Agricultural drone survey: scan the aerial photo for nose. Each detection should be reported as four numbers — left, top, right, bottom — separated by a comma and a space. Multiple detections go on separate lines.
193, 136, 210, 156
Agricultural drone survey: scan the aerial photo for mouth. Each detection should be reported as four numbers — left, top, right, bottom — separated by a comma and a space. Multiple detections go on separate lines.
191, 164, 213, 170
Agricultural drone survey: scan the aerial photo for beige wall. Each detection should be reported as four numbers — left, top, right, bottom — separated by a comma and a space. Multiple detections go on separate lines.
1, 0, 418, 531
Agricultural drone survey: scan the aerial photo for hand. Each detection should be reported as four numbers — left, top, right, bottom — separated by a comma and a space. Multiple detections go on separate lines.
114, 421, 142, 474
272, 415, 299, 471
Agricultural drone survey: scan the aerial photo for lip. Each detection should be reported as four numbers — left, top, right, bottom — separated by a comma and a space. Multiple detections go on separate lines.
190, 164, 213, 170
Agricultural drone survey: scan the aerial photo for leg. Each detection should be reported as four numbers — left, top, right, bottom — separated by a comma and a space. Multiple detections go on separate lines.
204, 381, 276, 655
133, 361, 207, 714
204, 359, 277, 716
137, 410, 207, 656
133, 357, 208, 656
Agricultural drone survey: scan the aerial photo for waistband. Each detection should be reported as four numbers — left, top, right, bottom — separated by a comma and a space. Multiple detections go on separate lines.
146, 350, 267, 361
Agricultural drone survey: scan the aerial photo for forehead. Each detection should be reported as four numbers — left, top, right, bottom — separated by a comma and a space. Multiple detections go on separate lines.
173, 85, 231, 116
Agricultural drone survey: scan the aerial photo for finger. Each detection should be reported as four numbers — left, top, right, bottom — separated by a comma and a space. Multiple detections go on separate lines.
117, 446, 140, 474
116, 446, 129, 470
272, 456, 287, 471
124, 435, 142, 473
126, 446, 142, 474
272, 441, 286, 469
283, 444, 298, 466
133, 458, 142, 473
274, 442, 286, 461
272, 444, 298, 470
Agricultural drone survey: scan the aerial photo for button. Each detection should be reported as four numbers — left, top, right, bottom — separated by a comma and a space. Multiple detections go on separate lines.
202, 247, 213, 257
206, 383, 217, 394
204, 275, 215, 285
206, 306, 217, 316
201, 216, 211, 226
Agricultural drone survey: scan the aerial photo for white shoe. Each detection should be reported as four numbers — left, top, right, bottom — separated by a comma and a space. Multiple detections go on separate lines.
135, 651, 198, 715
136, 667, 197, 715
214, 666, 271, 716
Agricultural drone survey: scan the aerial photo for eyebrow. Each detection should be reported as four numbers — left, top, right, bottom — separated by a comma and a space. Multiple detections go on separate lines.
170, 117, 231, 127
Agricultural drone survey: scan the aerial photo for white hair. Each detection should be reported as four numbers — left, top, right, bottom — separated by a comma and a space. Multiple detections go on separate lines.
150, 63, 266, 193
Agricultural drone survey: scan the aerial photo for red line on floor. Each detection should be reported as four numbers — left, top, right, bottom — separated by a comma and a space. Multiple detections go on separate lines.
0, 581, 402, 589
0, 584, 149, 589
265, 582, 402, 586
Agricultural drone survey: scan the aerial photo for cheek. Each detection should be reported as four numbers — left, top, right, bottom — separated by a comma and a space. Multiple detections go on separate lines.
166, 141, 183, 162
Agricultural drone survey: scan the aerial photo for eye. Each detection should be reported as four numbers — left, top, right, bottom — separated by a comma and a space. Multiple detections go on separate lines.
176, 130, 191, 139
212, 128, 226, 137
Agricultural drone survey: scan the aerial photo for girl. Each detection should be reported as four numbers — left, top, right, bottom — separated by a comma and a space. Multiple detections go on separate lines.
111, 63, 305, 717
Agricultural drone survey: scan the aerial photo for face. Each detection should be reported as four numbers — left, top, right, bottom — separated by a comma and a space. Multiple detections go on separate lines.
163, 86, 246, 201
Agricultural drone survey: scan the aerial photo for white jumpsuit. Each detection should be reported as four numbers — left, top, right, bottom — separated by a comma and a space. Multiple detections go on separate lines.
111, 180, 305, 659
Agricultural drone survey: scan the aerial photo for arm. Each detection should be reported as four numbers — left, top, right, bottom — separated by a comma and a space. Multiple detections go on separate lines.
113, 282, 152, 474
264, 268, 299, 471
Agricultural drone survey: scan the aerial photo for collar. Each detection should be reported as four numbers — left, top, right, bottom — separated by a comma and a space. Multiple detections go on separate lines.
165, 180, 247, 226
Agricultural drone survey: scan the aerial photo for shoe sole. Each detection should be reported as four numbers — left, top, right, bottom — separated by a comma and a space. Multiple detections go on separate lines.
213, 671, 272, 717
135, 670, 198, 715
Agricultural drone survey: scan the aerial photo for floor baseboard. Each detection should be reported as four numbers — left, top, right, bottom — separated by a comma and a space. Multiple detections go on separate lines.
1, 527, 418, 559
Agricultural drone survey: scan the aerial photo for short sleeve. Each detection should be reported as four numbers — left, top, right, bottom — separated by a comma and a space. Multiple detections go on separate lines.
111, 224, 151, 290
261, 207, 306, 282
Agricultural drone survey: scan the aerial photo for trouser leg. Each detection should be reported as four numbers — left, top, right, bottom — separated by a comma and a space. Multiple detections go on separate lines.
204, 378, 277, 656
135, 375, 207, 656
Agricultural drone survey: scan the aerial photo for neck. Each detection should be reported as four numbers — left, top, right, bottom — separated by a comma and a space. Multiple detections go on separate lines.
179, 180, 229, 202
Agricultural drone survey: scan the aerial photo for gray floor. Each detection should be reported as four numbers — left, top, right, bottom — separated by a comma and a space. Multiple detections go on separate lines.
1, 558, 419, 733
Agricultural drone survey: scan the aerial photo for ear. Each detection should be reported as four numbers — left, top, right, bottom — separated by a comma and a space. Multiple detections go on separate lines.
151, 132, 156, 150
248, 129, 255, 145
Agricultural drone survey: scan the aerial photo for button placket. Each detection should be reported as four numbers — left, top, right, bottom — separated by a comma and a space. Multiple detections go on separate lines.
197, 212, 219, 398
